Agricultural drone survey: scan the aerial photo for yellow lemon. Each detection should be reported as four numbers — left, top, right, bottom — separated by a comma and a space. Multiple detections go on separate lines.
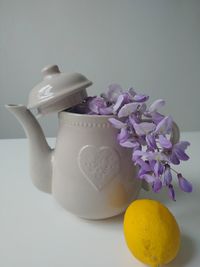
123, 199, 180, 267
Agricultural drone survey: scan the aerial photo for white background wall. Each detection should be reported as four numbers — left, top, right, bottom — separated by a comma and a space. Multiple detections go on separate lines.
0, 0, 200, 139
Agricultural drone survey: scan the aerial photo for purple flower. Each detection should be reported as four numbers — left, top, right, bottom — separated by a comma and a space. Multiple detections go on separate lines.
117, 128, 129, 143
148, 99, 165, 113
177, 173, 193, 192
152, 178, 162, 193
137, 157, 164, 178
129, 114, 140, 125
169, 141, 190, 165
132, 150, 148, 161
132, 150, 168, 163
146, 134, 157, 150
113, 95, 124, 113
168, 184, 176, 201
120, 139, 139, 148
141, 174, 156, 183
108, 118, 126, 129
144, 99, 165, 123
99, 106, 113, 115
163, 165, 172, 185
150, 151, 169, 162
158, 135, 172, 149
113, 92, 134, 113
88, 97, 107, 114
135, 156, 164, 181
127, 105, 147, 125
151, 112, 165, 124
155, 116, 173, 135
101, 84, 123, 103
74, 84, 192, 201
133, 122, 156, 136
138, 103, 147, 113
136, 158, 152, 174
118, 102, 139, 118
154, 161, 164, 176
133, 94, 149, 102
149, 159, 157, 170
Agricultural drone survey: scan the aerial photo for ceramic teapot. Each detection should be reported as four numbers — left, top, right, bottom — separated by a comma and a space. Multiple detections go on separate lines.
6, 65, 179, 219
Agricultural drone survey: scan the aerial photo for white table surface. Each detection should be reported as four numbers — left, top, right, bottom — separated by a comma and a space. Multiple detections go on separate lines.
0, 132, 200, 267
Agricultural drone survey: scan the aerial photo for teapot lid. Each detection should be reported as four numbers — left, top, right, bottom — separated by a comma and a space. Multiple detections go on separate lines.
28, 65, 92, 116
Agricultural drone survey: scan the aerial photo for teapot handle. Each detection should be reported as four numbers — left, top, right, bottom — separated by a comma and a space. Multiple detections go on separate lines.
142, 121, 180, 191
170, 121, 180, 145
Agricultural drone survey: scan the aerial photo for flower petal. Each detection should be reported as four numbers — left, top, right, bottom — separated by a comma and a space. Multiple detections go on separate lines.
107, 84, 123, 102
134, 122, 156, 136
149, 159, 156, 170
128, 114, 139, 125
173, 141, 190, 161
146, 134, 157, 149
118, 102, 139, 118
153, 161, 164, 176
117, 128, 129, 143
136, 158, 152, 172
142, 174, 156, 183
132, 150, 146, 161
151, 112, 165, 124
120, 140, 137, 148
113, 95, 124, 113
152, 178, 162, 192
158, 135, 172, 149
170, 151, 180, 165
155, 116, 173, 135
148, 99, 165, 113
88, 97, 106, 114
168, 184, 176, 201
123, 92, 132, 104
176, 141, 190, 151
178, 174, 193, 192
108, 118, 126, 129
145, 151, 168, 161
99, 106, 113, 115
138, 103, 147, 113
164, 166, 172, 185
174, 148, 190, 161
133, 94, 149, 102
138, 168, 147, 177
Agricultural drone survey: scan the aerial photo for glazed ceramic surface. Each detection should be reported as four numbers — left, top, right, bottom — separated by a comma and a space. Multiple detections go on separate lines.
52, 112, 141, 219
28, 65, 92, 116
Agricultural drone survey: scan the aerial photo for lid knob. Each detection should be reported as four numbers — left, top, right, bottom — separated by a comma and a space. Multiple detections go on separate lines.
42, 64, 60, 78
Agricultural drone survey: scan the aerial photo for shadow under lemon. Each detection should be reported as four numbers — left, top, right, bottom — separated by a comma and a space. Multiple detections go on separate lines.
166, 234, 197, 267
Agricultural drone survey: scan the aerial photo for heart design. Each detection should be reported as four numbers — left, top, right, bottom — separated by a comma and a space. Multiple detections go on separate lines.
78, 145, 120, 191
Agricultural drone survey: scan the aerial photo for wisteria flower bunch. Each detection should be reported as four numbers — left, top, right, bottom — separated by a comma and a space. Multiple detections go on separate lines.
70, 84, 192, 200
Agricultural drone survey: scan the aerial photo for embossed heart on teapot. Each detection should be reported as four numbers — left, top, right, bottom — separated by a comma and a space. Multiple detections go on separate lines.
78, 145, 120, 191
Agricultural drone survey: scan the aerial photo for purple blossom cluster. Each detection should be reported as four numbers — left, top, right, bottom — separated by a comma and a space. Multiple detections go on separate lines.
70, 84, 192, 200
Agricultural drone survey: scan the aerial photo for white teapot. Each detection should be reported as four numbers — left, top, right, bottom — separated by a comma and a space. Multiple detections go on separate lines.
6, 65, 178, 219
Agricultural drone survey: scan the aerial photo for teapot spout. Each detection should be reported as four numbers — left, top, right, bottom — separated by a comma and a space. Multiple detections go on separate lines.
5, 104, 53, 193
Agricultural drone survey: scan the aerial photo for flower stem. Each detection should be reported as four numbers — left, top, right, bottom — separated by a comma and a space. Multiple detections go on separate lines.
169, 166, 179, 175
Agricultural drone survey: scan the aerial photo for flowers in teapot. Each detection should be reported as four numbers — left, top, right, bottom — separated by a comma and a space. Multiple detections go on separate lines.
68, 84, 192, 200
